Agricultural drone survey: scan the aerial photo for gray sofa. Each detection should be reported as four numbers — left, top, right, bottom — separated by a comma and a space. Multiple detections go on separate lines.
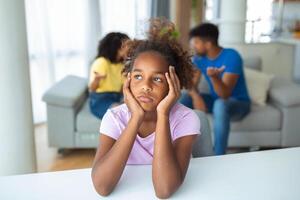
42, 78, 214, 157
197, 56, 300, 148
43, 56, 300, 153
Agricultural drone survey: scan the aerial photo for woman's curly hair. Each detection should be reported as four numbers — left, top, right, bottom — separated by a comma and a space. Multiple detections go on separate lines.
122, 18, 194, 89
96, 32, 129, 63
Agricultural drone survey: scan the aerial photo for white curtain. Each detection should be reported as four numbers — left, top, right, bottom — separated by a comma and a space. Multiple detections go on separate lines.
25, 0, 151, 123
25, 0, 98, 123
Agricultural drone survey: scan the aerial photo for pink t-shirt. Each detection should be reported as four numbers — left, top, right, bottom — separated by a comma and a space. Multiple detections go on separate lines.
99, 103, 201, 165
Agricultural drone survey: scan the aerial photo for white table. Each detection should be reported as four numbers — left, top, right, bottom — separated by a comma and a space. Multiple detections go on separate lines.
0, 147, 299, 200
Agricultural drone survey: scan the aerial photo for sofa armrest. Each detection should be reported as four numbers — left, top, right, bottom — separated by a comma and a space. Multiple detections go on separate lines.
43, 75, 88, 148
269, 77, 300, 147
42, 75, 88, 107
269, 77, 300, 107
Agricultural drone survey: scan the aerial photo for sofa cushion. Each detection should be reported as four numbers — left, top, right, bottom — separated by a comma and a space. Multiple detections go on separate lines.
208, 104, 281, 132
76, 100, 101, 133
244, 68, 274, 106
269, 77, 300, 107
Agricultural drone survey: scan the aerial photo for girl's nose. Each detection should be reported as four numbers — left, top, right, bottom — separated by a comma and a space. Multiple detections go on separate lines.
142, 80, 152, 92
142, 87, 152, 92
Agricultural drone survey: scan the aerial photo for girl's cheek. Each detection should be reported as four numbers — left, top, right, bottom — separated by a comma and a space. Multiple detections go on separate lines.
155, 84, 168, 97
160, 82, 169, 92
129, 82, 138, 94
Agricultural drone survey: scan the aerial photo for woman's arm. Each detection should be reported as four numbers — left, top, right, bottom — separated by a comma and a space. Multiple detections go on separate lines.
89, 72, 106, 92
91, 116, 142, 196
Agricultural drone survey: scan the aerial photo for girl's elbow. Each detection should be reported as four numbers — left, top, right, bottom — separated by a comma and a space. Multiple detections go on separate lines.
91, 172, 114, 196
155, 188, 174, 199
92, 179, 114, 197
154, 180, 182, 199
95, 185, 113, 197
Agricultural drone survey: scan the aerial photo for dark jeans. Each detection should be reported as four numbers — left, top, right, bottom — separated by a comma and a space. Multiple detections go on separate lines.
89, 92, 122, 119
179, 91, 251, 155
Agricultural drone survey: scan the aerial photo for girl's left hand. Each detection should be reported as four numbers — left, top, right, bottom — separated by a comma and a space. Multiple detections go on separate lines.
157, 66, 181, 116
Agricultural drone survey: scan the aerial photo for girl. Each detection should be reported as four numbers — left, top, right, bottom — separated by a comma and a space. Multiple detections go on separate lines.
91, 19, 201, 199
89, 32, 129, 118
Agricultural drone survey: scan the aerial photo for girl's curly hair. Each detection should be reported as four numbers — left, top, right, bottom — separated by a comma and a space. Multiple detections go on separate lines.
122, 18, 194, 89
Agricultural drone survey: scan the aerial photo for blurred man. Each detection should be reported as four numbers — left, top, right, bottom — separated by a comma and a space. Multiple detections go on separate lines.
180, 23, 250, 155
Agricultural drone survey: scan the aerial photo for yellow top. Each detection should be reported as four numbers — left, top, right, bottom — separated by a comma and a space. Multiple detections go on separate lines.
89, 57, 124, 93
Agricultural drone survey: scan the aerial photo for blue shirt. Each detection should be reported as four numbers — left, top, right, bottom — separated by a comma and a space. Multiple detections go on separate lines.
193, 48, 250, 102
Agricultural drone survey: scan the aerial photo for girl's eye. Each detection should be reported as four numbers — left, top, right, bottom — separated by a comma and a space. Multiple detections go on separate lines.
154, 77, 162, 82
134, 75, 142, 80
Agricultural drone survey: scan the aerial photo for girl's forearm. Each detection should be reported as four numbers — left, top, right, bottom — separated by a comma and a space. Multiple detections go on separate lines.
92, 117, 141, 196
152, 114, 182, 198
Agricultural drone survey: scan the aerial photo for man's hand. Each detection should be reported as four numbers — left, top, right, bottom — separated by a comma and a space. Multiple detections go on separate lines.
207, 65, 240, 99
207, 66, 225, 78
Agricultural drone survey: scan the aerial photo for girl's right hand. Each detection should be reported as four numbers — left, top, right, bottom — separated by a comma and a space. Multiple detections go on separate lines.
123, 73, 145, 122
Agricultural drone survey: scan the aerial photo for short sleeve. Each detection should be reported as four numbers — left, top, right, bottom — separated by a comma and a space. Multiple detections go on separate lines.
173, 111, 201, 141
224, 50, 242, 75
89, 58, 109, 84
192, 55, 205, 72
99, 110, 121, 140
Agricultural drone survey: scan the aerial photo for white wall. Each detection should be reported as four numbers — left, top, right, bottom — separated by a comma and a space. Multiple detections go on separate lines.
0, 0, 37, 175
227, 43, 294, 79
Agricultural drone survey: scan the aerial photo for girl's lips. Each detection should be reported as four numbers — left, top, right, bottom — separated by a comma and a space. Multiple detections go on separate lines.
137, 96, 153, 103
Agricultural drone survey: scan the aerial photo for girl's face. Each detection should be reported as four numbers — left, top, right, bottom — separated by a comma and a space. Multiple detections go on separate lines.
130, 51, 170, 112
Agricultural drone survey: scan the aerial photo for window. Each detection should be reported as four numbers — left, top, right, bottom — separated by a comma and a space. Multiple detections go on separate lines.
204, 0, 220, 21
100, 0, 151, 38
245, 0, 273, 43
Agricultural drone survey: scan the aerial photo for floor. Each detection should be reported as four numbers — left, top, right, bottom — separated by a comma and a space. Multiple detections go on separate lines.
34, 123, 96, 172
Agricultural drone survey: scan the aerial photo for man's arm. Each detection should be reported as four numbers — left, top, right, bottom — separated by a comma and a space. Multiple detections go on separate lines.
210, 72, 239, 99
188, 69, 207, 112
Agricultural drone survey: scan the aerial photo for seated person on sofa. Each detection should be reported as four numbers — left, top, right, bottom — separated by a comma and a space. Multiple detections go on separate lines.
89, 32, 129, 119
180, 23, 251, 155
